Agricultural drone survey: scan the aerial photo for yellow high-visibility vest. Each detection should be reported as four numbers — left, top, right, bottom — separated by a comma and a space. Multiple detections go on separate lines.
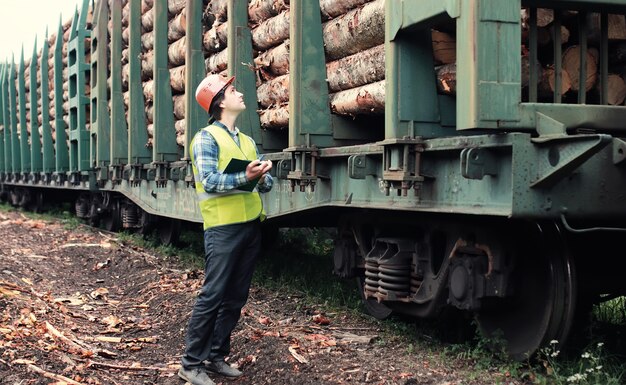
190, 124, 264, 229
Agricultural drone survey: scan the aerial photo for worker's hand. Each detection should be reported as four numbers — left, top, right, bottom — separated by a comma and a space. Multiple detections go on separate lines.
245, 159, 272, 181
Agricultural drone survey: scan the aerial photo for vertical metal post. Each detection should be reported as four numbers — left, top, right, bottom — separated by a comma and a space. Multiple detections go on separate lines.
599, 13, 609, 105
91, 0, 111, 185
54, 18, 70, 183
528, 8, 538, 102
153, 0, 177, 161
29, 39, 43, 182
0, 65, 5, 176
18, 49, 30, 179
67, 0, 92, 183
184, 0, 206, 156
553, 13, 562, 103
287, 0, 332, 147
127, 0, 151, 175
577, 11, 588, 105
2, 64, 13, 177
110, 0, 129, 182
40, 30, 55, 179
8, 59, 20, 178
227, 0, 262, 144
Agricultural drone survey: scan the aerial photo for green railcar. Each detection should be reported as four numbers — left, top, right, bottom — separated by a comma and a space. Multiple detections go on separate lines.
1, 0, 626, 359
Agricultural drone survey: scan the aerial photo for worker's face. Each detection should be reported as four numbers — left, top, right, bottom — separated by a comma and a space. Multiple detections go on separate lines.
220, 85, 246, 113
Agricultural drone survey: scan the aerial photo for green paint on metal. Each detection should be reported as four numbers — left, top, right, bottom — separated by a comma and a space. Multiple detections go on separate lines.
0, 65, 6, 173
227, 0, 262, 145
67, 0, 92, 174
152, 0, 179, 163
8, 59, 20, 175
54, 18, 70, 175
127, 0, 151, 166
2, 64, 13, 175
29, 39, 42, 176
40, 29, 55, 174
388, 0, 461, 40
184, 0, 207, 158
90, 0, 111, 178
385, 2, 450, 140
288, 0, 332, 147
110, 0, 128, 167
456, 0, 521, 129
18, 49, 30, 174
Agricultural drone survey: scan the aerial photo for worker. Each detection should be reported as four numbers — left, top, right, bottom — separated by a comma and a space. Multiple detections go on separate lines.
179, 74, 273, 385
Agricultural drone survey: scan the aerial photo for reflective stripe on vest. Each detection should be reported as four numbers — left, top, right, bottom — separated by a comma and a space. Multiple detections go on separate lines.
190, 124, 264, 229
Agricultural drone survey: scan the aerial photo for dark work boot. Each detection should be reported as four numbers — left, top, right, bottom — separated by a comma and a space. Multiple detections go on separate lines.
205, 360, 243, 378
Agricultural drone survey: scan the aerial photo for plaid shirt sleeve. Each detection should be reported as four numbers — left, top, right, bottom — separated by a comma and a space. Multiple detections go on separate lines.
192, 130, 248, 193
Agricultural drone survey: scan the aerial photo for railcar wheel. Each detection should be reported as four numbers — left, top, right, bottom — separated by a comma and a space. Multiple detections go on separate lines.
356, 276, 393, 320
475, 222, 576, 361
101, 199, 122, 232
158, 217, 181, 246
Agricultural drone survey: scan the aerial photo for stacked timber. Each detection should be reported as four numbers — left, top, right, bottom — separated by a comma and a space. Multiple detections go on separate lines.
520, 9, 626, 104
248, 0, 387, 130
121, 0, 187, 147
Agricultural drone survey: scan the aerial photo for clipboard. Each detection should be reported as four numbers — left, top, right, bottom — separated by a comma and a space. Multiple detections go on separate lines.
223, 158, 260, 192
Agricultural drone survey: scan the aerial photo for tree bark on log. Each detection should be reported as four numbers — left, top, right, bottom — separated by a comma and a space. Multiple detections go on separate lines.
326, 44, 385, 92
142, 8, 154, 32
203, 22, 227, 53
168, 36, 186, 67
207, 0, 227, 23
205, 49, 228, 74
173, 94, 186, 119
562, 45, 598, 92
255, 40, 289, 80
170, 65, 186, 92
257, 75, 290, 107
259, 105, 289, 129
329, 80, 385, 116
435, 63, 457, 94
248, 0, 289, 26
142, 31, 154, 51
252, 10, 290, 51
320, 0, 372, 20
322, 0, 384, 61
168, 0, 186, 17
168, 10, 186, 42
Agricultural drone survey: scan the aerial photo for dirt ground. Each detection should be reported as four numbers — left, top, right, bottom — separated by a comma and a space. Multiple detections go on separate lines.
0, 208, 523, 385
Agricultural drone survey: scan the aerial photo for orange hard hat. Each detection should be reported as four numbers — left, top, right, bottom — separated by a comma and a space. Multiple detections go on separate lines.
195, 74, 235, 113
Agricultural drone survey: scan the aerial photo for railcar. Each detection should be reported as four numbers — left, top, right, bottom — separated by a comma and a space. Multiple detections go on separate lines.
1, 0, 626, 359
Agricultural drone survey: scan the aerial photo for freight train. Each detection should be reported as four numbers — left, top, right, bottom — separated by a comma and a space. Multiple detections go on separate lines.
1, 0, 626, 360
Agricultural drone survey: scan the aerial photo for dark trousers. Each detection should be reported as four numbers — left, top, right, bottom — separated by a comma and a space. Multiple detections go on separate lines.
181, 219, 261, 368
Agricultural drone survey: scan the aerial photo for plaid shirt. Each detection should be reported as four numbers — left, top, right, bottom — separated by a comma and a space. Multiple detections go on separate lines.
191, 121, 273, 193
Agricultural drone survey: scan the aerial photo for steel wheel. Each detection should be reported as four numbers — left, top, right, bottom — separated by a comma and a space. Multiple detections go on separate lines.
475, 222, 576, 360
101, 199, 121, 232
356, 275, 393, 320
158, 217, 181, 246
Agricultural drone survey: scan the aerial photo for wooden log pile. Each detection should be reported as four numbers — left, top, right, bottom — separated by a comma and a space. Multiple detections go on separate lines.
516, 9, 626, 104
248, 0, 387, 129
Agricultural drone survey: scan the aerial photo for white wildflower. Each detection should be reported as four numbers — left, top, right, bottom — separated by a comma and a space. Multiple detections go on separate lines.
581, 352, 591, 359
550, 340, 559, 345
596, 365, 603, 370
597, 342, 604, 348
550, 350, 560, 358
567, 373, 587, 382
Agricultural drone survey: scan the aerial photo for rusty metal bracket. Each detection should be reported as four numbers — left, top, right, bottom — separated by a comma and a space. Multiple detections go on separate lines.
378, 137, 425, 197
284, 146, 318, 192
348, 155, 377, 179
460, 148, 498, 180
